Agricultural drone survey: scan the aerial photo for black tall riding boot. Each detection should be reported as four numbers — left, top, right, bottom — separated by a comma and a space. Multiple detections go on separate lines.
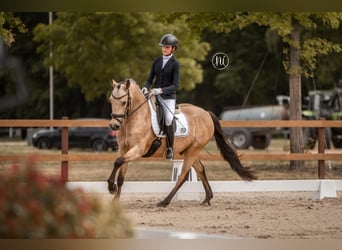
165, 125, 174, 160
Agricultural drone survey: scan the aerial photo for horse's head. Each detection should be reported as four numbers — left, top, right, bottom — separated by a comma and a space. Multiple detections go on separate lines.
109, 79, 131, 130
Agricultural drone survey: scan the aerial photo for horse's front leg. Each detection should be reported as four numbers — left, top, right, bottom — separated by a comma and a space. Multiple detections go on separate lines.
107, 156, 125, 195
107, 146, 143, 198
113, 162, 128, 200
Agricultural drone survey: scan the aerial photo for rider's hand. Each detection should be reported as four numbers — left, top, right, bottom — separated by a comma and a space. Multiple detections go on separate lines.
151, 88, 162, 95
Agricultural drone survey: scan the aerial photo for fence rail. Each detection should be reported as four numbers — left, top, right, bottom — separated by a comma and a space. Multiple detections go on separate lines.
2, 119, 342, 127
1, 152, 342, 162
1, 118, 342, 181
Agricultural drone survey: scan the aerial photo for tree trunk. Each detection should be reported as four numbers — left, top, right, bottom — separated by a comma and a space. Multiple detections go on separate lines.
289, 17, 304, 169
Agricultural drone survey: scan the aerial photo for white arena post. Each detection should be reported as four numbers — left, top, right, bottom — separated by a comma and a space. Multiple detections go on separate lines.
312, 179, 337, 200
171, 160, 200, 201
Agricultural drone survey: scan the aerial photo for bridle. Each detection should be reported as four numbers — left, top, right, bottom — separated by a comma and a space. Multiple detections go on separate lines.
111, 90, 131, 124
110, 86, 148, 124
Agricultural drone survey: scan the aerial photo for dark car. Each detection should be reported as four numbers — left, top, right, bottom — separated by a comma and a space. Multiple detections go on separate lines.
32, 126, 118, 152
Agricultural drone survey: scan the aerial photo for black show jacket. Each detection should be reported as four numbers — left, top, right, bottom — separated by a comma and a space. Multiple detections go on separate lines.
144, 55, 180, 100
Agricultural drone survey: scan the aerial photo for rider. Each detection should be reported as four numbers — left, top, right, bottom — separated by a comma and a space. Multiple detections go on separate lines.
142, 34, 180, 160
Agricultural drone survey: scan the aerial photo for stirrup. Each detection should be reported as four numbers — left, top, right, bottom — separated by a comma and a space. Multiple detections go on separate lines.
166, 147, 174, 160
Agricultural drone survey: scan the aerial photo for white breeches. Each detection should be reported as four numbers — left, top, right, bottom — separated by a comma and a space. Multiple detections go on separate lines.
160, 99, 175, 126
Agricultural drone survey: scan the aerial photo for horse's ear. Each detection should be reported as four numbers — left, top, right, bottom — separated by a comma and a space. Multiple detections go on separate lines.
110, 79, 117, 87
125, 78, 130, 89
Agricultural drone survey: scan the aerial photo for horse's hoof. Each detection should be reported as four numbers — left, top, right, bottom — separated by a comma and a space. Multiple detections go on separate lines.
201, 200, 211, 206
108, 183, 117, 194
157, 200, 168, 207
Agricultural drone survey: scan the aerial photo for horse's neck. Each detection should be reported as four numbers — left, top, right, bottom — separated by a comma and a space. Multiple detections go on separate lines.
125, 92, 152, 129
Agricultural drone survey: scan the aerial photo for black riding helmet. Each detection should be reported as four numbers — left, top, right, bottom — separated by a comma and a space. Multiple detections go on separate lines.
159, 34, 178, 50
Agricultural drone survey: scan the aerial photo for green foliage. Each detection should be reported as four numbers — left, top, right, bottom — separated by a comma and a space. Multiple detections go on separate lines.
0, 159, 134, 238
188, 12, 342, 79
33, 12, 210, 101
0, 12, 27, 45
5, 12, 342, 118
301, 38, 342, 77
193, 26, 288, 111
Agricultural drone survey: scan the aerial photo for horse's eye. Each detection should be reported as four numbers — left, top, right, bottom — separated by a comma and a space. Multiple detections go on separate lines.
122, 101, 126, 106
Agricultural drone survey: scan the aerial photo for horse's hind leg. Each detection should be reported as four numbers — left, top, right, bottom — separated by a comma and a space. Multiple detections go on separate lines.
157, 156, 195, 207
192, 158, 213, 205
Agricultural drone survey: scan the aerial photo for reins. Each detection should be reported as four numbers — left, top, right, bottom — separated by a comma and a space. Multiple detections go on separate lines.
111, 87, 149, 123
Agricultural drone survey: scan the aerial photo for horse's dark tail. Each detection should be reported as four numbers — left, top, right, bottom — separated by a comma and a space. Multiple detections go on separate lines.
209, 111, 257, 181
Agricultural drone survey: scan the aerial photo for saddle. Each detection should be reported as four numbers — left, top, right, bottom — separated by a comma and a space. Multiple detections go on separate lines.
142, 96, 189, 158
150, 95, 177, 134
148, 95, 189, 138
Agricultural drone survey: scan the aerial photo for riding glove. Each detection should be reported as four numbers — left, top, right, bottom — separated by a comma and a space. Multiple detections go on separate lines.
151, 88, 162, 95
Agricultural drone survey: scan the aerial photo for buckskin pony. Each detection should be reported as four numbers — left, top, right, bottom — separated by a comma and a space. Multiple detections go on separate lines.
108, 78, 257, 207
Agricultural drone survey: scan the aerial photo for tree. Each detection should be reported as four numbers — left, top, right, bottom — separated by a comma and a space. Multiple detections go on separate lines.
1, 13, 108, 120
0, 12, 26, 45
184, 25, 289, 113
33, 12, 210, 102
185, 12, 342, 168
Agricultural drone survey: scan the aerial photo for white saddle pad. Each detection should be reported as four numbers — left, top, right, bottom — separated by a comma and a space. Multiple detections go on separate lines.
148, 99, 190, 138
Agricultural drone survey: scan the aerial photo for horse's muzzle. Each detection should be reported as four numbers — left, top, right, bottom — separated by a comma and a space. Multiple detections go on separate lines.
110, 124, 120, 130
109, 121, 120, 130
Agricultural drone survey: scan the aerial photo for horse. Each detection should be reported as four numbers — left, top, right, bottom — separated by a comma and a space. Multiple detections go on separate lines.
107, 78, 257, 207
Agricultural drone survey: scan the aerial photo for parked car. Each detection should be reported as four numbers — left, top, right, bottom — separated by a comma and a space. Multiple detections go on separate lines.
32, 125, 118, 152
